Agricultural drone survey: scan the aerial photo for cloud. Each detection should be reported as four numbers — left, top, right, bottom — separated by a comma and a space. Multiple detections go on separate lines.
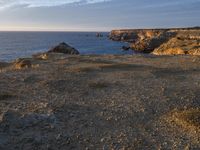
0, 0, 111, 9
141, 0, 200, 8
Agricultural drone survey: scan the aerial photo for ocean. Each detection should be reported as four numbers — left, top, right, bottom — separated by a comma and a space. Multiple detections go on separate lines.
0, 32, 133, 61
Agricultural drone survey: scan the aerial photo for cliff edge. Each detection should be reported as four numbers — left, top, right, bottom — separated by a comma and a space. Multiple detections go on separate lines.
110, 27, 200, 55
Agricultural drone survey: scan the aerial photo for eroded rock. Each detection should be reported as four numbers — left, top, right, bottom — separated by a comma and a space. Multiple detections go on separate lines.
48, 42, 79, 55
121, 46, 130, 51
14, 59, 32, 69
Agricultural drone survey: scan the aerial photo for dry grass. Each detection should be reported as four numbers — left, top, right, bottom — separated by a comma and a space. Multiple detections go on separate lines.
100, 63, 138, 70
165, 108, 200, 133
88, 82, 109, 89
66, 63, 113, 73
0, 62, 11, 73
0, 62, 10, 69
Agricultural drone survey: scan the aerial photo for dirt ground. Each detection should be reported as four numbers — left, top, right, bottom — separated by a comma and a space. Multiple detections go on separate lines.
0, 53, 199, 150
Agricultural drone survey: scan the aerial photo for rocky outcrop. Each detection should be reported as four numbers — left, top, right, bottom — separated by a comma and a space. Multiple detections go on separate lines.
48, 42, 79, 55
110, 27, 200, 55
14, 58, 32, 69
121, 46, 130, 51
152, 32, 200, 55
96, 33, 103, 37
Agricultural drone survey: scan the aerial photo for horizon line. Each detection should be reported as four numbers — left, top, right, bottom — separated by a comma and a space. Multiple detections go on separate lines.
0, 30, 110, 32
0, 26, 199, 32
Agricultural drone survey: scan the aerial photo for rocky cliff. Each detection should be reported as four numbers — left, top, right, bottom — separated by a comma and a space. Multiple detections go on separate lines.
110, 27, 200, 55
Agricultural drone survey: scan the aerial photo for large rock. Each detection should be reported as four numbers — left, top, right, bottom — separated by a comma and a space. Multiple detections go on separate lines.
14, 58, 32, 69
48, 42, 79, 55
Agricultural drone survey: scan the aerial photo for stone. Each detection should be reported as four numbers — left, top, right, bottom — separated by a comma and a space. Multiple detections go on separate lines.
14, 59, 32, 69
121, 46, 130, 51
48, 42, 79, 55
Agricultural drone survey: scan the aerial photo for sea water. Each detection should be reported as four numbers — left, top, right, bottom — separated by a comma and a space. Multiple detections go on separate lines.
0, 32, 132, 61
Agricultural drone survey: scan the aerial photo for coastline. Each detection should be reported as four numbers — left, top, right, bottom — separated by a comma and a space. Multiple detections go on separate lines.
0, 0, 199, 148
0, 31, 133, 62
110, 27, 200, 55
0, 52, 200, 149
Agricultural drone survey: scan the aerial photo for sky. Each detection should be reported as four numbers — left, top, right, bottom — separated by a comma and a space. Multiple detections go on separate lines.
0, 0, 199, 31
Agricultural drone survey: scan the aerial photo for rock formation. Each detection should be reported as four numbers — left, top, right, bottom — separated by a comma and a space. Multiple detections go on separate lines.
96, 33, 103, 37
14, 58, 32, 69
121, 46, 130, 51
110, 27, 200, 55
48, 42, 79, 55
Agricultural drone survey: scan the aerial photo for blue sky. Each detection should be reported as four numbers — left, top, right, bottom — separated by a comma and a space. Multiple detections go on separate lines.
0, 0, 199, 31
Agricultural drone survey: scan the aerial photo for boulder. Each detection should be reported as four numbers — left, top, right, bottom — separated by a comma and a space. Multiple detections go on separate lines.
48, 42, 79, 55
14, 59, 32, 69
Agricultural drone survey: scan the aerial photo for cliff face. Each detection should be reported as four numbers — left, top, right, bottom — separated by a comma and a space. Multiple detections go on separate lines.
110, 28, 200, 55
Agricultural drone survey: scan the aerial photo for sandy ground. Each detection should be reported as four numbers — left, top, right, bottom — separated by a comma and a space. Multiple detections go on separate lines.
0, 53, 200, 150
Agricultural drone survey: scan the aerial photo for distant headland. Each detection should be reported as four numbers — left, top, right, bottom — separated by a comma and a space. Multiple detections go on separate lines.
110, 27, 200, 55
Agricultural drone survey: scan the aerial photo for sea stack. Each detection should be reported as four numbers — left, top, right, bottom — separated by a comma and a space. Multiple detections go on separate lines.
48, 42, 80, 55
